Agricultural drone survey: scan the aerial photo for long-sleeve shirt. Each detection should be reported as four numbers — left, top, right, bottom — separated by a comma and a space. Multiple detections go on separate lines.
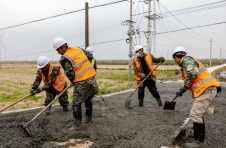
133, 53, 163, 87
180, 56, 213, 95
59, 48, 93, 82
32, 66, 61, 91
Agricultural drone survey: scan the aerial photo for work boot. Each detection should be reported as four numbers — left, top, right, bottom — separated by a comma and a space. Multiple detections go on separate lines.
68, 120, 81, 130
85, 102, 92, 123
184, 122, 205, 148
63, 106, 68, 111
45, 105, 51, 115
156, 98, 163, 106
138, 99, 143, 106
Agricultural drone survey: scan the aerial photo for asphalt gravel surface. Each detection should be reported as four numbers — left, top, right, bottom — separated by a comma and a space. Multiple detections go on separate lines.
0, 82, 225, 148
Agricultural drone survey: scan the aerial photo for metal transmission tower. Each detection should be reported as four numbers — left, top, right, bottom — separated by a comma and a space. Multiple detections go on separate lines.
152, 0, 162, 56
121, 0, 135, 82
144, 0, 161, 55
209, 39, 212, 66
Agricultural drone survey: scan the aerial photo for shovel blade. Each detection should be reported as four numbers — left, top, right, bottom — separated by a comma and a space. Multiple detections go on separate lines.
125, 96, 132, 109
21, 123, 32, 136
163, 101, 176, 110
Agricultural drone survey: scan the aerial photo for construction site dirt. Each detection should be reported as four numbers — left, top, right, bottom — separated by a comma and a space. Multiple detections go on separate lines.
0, 82, 225, 148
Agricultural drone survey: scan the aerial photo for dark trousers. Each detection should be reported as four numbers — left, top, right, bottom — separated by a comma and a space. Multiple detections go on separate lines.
138, 79, 160, 102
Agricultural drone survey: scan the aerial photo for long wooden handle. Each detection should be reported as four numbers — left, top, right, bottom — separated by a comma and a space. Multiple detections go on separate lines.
131, 62, 162, 95
25, 85, 70, 126
170, 88, 184, 103
0, 89, 43, 113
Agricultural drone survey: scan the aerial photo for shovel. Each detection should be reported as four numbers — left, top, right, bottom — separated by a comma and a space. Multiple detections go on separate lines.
21, 85, 69, 136
98, 92, 107, 106
163, 89, 183, 110
125, 62, 162, 109
0, 89, 43, 113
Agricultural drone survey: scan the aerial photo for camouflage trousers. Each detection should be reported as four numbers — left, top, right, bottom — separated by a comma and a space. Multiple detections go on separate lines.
45, 86, 69, 107
72, 76, 99, 104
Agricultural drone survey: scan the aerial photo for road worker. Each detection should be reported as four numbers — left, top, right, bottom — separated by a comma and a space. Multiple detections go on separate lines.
86, 47, 97, 71
52, 38, 99, 130
172, 46, 220, 148
30, 56, 69, 115
133, 45, 165, 106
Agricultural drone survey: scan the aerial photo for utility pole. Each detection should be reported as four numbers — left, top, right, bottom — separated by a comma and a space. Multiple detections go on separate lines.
209, 39, 212, 67
85, 2, 89, 49
128, 0, 133, 82
146, 0, 151, 54
220, 47, 222, 64
153, 0, 156, 55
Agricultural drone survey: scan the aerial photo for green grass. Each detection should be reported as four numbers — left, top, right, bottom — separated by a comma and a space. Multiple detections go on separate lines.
0, 91, 42, 102
22, 106, 30, 109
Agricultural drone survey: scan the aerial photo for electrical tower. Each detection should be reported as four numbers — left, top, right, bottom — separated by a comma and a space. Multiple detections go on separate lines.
121, 0, 135, 82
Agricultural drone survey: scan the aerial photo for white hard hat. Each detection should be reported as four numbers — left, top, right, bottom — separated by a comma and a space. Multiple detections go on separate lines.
172, 46, 186, 57
134, 45, 143, 53
86, 47, 94, 54
52, 37, 67, 50
37, 56, 49, 68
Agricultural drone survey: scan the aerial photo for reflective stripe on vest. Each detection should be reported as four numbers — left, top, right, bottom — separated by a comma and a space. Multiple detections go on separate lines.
62, 48, 96, 83
134, 53, 155, 81
182, 57, 220, 98
39, 63, 66, 91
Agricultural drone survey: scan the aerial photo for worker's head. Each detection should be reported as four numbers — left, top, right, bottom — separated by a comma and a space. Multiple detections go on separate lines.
52, 37, 69, 55
172, 46, 187, 65
134, 45, 144, 57
86, 47, 94, 54
37, 56, 50, 72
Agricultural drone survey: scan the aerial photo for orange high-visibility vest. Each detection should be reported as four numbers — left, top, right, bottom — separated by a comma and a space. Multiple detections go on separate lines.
134, 53, 155, 80
62, 48, 96, 83
181, 57, 220, 98
39, 63, 66, 91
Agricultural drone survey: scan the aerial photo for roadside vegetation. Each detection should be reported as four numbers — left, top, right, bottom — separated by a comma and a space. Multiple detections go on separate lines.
0, 62, 214, 111
212, 66, 226, 82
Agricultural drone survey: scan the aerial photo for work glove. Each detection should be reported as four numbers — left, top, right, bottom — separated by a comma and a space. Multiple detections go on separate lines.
176, 86, 188, 97
143, 75, 152, 80
30, 89, 35, 94
160, 57, 165, 63
69, 82, 75, 88
30, 88, 41, 96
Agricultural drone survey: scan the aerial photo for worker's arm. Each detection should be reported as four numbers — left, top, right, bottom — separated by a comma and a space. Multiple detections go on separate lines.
82, 49, 93, 62
182, 57, 199, 88
60, 57, 75, 82
42, 67, 60, 90
32, 70, 42, 89
133, 60, 145, 78
94, 60, 97, 71
151, 54, 163, 63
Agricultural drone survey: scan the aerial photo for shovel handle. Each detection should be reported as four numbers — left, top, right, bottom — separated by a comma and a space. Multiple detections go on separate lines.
131, 62, 162, 95
0, 89, 43, 113
24, 85, 70, 126
170, 88, 184, 103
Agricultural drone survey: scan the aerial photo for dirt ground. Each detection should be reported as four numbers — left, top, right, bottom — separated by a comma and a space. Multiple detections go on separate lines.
98, 65, 180, 70
0, 82, 225, 148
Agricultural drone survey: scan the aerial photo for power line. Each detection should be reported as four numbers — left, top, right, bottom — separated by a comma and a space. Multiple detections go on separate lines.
156, 21, 226, 35
151, 5, 209, 41
162, 3, 226, 18
0, 0, 127, 30
7, 50, 53, 58
7, 21, 226, 58
159, 1, 209, 41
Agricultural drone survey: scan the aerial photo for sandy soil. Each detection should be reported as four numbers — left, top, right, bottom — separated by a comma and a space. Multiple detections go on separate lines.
0, 82, 225, 148
98, 65, 180, 70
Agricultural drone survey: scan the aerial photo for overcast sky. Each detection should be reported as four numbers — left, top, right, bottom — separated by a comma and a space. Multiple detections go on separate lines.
0, 0, 225, 62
